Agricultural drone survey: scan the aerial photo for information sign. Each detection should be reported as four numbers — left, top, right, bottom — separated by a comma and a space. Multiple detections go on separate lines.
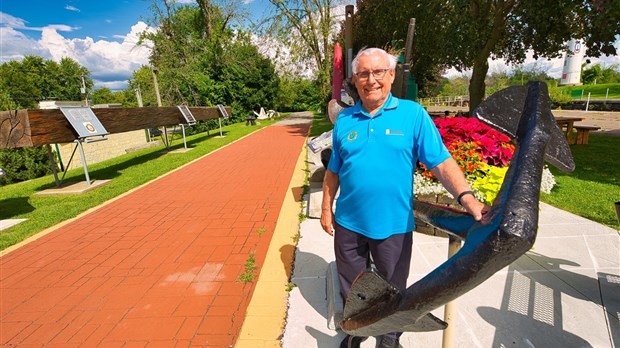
60, 107, 109, 139
217, 104, 229, 119
177, 105, 197, 125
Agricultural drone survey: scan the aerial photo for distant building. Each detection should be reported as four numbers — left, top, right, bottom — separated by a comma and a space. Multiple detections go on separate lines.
559, 39, 586, 86
38, 100, 85, 109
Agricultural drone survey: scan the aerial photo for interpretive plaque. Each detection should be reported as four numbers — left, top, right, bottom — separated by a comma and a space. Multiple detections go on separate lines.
60, 107, 109, 139
177, 105, 196, 125
217, 104, 229, 119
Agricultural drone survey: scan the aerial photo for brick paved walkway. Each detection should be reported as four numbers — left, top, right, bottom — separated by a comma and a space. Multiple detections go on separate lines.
0, 116, 311, 347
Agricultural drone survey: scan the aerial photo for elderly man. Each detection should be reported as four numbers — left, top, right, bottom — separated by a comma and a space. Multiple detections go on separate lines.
321, 47, 487, 348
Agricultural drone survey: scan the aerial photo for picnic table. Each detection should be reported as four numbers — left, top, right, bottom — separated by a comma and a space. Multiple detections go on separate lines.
555, 116, 583, 143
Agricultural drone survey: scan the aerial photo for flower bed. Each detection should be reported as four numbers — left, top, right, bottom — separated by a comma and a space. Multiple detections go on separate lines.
415, 116, 555, 206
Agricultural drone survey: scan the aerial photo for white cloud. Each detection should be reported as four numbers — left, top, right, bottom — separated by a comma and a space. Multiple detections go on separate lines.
0, 12, 28, 28
65, 5, 80, 12
1, 14, 154, 91
0, 12, 78, 32
0, 27, 52, 62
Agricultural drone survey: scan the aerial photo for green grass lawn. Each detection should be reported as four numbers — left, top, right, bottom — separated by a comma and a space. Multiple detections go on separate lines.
0, 118, 282, 251
560, 83, 620, 100
541, 133, 620, 229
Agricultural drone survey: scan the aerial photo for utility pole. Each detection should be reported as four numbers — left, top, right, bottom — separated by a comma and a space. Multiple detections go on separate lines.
135, 85, 144, 107
151, 67, 168, 148
135, 84, 151, 142
151, 68, 163, 108
81, 75, 90, 106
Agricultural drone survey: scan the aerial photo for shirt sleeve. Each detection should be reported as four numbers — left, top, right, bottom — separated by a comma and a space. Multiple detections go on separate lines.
415, 109, 451, 170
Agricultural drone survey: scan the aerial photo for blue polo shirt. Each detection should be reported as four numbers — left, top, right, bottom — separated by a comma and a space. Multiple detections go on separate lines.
327, 94, 450, 239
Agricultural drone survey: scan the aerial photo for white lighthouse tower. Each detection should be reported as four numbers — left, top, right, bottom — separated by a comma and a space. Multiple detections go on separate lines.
559, 39, 586, 86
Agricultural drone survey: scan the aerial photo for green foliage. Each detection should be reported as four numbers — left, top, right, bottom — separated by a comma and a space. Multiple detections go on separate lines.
264, 0, 338, 100
238, 252, 257, 284
136, 3, 279, 122
90, 87, 132, 106
0, 88, 18, 110
128, 66, 159, 107
353, 0, 619, 111
582, 64, 620, 85
508, 65, 553, 86
0, 56, 92, 109
276, 78, 322, 112
439, 76, 469, 97
0, 147, 53, 186
352, 1, 450, 98
547, 84, 574, 106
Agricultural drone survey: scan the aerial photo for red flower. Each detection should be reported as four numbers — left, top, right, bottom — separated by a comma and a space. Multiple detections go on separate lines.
417, 117, 515, 181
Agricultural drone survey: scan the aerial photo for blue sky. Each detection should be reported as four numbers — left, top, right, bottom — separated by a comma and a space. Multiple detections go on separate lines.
1, 0, 272, 41
0, 0, 273, 90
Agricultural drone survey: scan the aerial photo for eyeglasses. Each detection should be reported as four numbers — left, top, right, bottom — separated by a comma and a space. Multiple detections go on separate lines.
354, 68, 391, 81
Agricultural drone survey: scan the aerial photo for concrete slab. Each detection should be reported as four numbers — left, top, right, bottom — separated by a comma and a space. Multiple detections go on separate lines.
326, 261, 343, 330
34, 179, 111, 195
283, 189, 620, 347
307, 182, 323, 219
0, 219, 27, 231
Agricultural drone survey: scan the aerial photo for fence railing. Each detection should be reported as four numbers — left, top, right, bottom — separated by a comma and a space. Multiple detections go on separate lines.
419, 95, 470, 107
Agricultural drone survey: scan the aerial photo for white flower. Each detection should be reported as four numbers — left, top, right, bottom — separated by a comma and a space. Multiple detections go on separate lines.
540, 165, 556, 194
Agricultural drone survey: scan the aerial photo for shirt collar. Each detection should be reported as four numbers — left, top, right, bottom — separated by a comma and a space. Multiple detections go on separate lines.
352, 93, 399, 118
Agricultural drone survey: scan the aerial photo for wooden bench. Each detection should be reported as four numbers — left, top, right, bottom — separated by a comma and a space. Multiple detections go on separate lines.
573, 125, 600, 144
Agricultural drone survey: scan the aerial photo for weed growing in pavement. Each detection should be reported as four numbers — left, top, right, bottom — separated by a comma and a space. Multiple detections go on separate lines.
238, 252, 257, 284
285, 282, 297, 292
298, 212, 307, 223
257, 227, 267, 236
292, 231, 302, 243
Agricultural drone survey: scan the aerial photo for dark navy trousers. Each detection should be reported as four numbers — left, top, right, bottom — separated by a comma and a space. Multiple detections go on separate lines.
334, 222, 413, 338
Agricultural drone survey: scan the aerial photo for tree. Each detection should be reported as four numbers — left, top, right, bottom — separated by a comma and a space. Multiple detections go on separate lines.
351, 1, 451, 98
581, 64, 603, 84
128, 66, 159, 107
264, 0, 347, 99
508, 64, 553, 86
443, 1, 619, 112
0, 56, 92, 109
137, 1, 278, 120
582, 63, 620, 84
90, 87, 132, 105
352, 0, 620, 112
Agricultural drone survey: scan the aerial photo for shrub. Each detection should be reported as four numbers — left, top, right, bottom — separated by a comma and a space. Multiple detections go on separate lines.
0, 147, 54, 186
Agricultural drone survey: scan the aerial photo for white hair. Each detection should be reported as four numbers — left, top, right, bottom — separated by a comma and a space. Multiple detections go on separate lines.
351, 47, 398, 73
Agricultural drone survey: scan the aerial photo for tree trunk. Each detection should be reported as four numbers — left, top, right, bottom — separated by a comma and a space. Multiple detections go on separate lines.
468, 57, 489, 114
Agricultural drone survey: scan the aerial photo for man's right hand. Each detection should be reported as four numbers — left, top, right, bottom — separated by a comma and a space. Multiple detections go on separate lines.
320, 209, 334, 236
